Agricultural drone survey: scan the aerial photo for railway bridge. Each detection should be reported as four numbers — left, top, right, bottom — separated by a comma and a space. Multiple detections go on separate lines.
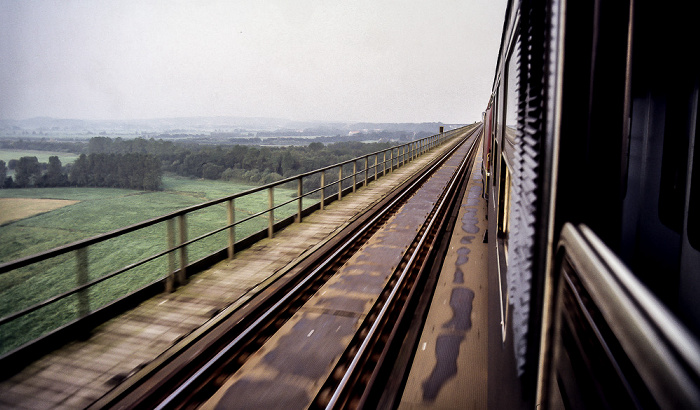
0, 124, 488, 409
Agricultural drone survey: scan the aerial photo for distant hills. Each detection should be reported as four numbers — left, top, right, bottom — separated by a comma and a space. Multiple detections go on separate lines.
0, 116, 465, 138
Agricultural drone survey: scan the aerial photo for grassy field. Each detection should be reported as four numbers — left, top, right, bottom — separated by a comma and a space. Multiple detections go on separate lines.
0, 149, 79, 165
0, 175, 306, 354
0, 198, 80, 225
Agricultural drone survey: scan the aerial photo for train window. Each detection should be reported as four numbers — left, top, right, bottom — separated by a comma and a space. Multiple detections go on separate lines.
497, 81, 505, 144
492, 140, 498, 189
688, 100, 700, 250
498, 154, 512, 254
497, 39, 519, 257
493, 91, 501, 188
658, 94, 693, 235
505, 48, 518, 132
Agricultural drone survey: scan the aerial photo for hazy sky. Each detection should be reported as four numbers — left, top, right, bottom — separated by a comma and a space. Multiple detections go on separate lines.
1, 0, 506, 124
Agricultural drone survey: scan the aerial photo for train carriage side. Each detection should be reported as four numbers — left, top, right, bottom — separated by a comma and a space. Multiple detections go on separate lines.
481, 98, 494, 198
484, 0, 700, 408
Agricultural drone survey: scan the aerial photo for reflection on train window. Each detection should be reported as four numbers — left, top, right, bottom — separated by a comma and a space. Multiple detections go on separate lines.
505, 38, 519, 132
497, 39, 518, 260
493, 140, 499, 187
493, 89, 500, 188
688, 101, 700, 250
658, 96, 691, 234
498, 154, 511, 257
497, 81, 505, 144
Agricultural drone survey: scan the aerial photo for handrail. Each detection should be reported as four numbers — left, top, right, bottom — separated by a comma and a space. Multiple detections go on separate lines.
551, 223, 700, 408
0, 124, 476, 355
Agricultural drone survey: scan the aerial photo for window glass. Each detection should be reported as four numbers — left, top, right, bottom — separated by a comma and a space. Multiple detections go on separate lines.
658, 95, 692, 234
688, 98, 700, 249
498, 41, 519, 253
505, 46, 519, 132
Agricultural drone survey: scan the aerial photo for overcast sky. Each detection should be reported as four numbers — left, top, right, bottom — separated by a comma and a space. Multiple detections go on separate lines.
0, 0, 506, 124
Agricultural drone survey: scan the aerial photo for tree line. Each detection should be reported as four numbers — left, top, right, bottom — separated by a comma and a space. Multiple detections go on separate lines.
1, 135, 405, 190
1, 153, 162, 190
81, 137, 395, 186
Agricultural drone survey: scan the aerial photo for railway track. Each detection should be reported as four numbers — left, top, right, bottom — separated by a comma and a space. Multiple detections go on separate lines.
93, 126, 481, 410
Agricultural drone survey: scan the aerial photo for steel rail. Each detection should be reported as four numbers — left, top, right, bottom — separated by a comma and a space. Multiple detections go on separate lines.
151, 130, 474, 410
323, 127, 480, 409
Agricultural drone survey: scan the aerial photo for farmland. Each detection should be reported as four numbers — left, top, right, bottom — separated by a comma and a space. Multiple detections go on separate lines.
0, 149, 78, 166
0, 175, 301, 354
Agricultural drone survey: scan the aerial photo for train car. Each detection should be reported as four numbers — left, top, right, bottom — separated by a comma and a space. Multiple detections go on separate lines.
484, 0, 700, 408
481, 97, 494, 198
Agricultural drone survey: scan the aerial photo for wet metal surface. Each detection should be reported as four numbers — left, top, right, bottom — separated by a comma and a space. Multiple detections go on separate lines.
202, 136, 477, 410
400, 154, 489, 409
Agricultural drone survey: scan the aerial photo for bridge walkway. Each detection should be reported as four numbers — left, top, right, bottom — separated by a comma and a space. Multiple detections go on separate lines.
0, 135, 465, 410
398, 150, 488, 409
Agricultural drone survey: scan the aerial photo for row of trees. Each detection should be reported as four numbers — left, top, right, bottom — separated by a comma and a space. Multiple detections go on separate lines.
1, 135, 406, 190
70, 153, 162, 190
1, 157, 67, 188
161, 141, 395, 185
1, 153, 162, 190
80, 137, 395, 186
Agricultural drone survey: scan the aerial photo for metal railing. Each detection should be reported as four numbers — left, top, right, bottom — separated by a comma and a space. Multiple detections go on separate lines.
0, 124, 474, 358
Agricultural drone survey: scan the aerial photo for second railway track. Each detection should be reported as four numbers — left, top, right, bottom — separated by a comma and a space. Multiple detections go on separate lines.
94, 126, 481, 410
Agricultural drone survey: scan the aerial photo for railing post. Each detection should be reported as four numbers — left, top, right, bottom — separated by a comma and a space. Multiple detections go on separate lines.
166, 218, 176, 292
320, 170, 325, 210
76, 247, 89, 317
338, 166, 343, 200
389, 149, 393, 172
268, 186, 274, 238
227, 199, 235, 259
178, 214, 188, 286
382, 152, 386, 177
364, 156, 368, 187
352, 161, 357, 192
297, 177, 303, 223
374, 154, 378, 181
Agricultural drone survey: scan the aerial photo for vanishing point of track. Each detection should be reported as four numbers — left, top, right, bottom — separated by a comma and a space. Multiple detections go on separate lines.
95, 126, 481, 410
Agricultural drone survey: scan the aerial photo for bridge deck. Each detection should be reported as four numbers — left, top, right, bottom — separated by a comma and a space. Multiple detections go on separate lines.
0, 137, 463, 410
399, 152, 488, 409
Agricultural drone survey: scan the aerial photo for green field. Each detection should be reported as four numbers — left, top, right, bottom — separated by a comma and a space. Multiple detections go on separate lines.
0, 149, 79, 165
0, 175, 306, 354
